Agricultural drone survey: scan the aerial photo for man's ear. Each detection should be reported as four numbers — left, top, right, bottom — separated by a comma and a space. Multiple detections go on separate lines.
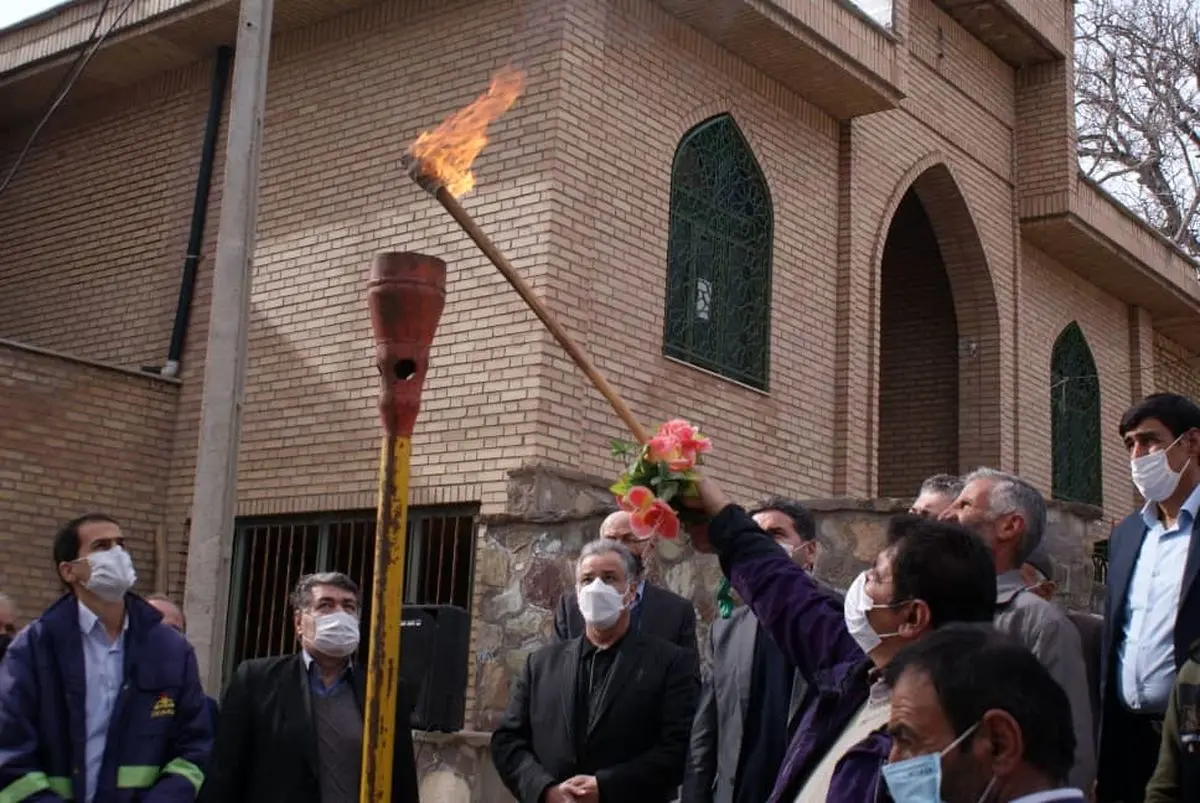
58, 560, 81, 587
976, 709, 1023, 776
1000, 512, 1026, 543
903, 600, 933, 639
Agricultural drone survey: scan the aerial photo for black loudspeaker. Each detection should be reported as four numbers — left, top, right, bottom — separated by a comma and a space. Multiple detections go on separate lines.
399, 605, 470, 732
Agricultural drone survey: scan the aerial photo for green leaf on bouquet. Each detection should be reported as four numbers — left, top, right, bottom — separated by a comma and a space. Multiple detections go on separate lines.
610, 477, 632, 496
658, 484, 678, 504
611, 439, 637, 458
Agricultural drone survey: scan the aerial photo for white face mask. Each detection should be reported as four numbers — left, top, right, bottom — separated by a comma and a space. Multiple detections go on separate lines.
843, 570, 900, 656
310, 611, 360, 658
1131, 433, 1192, 502
84, 547, 137, 602
577, 578, 627, 629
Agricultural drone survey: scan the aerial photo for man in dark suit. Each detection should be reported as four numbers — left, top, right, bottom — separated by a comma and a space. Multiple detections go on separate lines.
200, 572, 419, 803
1098, 393, 1200, 803
554, 510, 697, 652
492, 538, 699, 803
683, 498, 842, 803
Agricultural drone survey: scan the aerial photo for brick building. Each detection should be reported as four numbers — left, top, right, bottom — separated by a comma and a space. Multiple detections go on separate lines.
2, 0, 1199, 795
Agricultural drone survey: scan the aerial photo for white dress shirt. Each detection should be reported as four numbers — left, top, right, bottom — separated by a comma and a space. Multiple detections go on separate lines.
1118, 482, 1200, 713
78, 602, 128, 803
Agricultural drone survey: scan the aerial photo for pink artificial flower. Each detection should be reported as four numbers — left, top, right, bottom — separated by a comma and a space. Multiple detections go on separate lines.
647, 419, 712, 472
617, 486, 681, 540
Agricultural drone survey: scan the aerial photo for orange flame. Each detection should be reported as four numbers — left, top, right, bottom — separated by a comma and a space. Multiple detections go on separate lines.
407, 66, 526, 198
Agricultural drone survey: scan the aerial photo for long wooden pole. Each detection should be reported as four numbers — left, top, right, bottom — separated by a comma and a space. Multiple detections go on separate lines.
404, 158, 649, 445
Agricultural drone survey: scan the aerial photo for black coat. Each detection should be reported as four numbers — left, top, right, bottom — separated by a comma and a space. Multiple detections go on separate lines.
553, 583, 698, 654
198, 653, 419, 803
491, 629, 700, 803
1098, 509, 1200, 802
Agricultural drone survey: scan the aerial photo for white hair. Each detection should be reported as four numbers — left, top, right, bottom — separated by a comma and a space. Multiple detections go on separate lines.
577, 538, 638, 583
964, 467, 1047, 562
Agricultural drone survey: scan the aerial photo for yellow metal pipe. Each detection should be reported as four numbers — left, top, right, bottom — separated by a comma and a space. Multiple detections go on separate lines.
359, 434, 412, 803
360, 251, 446, 803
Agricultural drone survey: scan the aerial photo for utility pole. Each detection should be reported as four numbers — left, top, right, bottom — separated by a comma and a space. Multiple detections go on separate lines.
183, 0, 274, 692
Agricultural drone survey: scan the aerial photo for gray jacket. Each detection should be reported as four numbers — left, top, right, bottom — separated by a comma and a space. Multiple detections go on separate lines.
682, 606, 806, 803
993, 570, 1096, 792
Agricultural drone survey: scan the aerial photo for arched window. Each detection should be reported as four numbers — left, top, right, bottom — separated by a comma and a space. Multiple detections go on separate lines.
663, 114, 773, 389
1051, 322, 1103, 506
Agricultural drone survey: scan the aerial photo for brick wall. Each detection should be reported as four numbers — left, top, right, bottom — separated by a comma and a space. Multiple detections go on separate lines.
0, 341, 178, 620
1017, 243, 1134, 514
1154, 334, 1200, 400
0, 61, 214, 369
877, 192, 958, 497
0, 0, 1178, 673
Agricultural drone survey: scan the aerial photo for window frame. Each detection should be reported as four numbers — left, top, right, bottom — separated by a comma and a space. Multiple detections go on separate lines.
662, 113, 774, 390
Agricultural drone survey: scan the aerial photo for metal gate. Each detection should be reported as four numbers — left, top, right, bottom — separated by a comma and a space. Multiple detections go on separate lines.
223, 505, 477, 679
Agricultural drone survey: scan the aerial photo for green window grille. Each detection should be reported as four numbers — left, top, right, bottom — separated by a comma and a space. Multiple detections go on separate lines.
1051, 322, 1103, 506
663, 114, 773, 389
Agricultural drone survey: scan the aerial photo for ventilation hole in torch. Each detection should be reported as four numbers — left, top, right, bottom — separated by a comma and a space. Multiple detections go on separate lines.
394, 359, 418, 380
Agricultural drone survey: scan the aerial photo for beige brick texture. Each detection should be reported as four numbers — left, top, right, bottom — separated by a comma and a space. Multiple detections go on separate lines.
0, 0, 1192, 658
0, 342, 177, 623
1155, 334, 1200, 401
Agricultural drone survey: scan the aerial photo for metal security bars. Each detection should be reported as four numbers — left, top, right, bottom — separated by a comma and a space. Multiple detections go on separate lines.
223, 505, 478, 679
1050, 322, 1104, 507
663, 113, 773, 390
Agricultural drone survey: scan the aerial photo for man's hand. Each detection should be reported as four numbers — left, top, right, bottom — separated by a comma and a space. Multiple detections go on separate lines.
562, 775, 599, 802
681, 477, 731, 553
542, 783, 576, 803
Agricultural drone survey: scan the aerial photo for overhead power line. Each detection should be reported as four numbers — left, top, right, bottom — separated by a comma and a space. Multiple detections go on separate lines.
0, 0, 137, 198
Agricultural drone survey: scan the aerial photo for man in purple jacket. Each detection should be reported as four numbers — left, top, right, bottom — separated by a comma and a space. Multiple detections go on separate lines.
685, 477, 997, 803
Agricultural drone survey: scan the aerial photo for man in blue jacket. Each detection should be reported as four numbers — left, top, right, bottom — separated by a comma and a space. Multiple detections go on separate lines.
0, 513, 212, 802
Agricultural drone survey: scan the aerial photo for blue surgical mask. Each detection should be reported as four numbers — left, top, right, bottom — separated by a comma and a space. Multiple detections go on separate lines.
881, 722, 995, 803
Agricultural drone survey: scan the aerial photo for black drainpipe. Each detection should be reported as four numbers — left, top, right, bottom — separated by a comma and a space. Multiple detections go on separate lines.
161, 45, 233, 378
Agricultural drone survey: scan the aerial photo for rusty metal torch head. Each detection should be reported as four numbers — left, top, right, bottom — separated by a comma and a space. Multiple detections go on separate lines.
367, 252, 447, 437
400, 154, 443, 197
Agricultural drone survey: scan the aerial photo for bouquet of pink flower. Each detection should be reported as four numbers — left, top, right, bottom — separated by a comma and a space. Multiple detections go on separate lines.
609, 419, 713, 540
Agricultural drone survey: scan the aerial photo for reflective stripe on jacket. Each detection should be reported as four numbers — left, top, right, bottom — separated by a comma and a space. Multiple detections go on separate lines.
0, 593, 212, 802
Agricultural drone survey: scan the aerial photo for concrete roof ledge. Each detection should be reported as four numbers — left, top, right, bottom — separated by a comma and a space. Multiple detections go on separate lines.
0, 0, 208, 75
654, 0, 906, 119
1020, 174, 1200, 352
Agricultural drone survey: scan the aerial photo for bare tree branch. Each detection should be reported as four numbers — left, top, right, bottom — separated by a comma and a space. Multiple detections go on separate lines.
1075, 0, 1200, 257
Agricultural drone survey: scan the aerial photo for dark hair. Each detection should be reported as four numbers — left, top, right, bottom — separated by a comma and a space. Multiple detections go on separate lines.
918, 474, 964, 498
748, 497, 816, 541
884, 624, 1076, 784
289, 572, 359, 611
884, 515, 997, 628
52, 513, 120, 586
1119, 393, 1200, 439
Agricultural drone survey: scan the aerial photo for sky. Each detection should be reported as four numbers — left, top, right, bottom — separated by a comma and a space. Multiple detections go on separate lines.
0, 0, 70, 30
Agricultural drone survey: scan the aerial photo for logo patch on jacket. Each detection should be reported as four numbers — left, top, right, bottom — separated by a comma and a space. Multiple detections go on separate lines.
151, 693, 176, 718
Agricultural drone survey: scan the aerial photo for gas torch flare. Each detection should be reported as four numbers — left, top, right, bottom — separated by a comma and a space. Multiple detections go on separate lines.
402, 65, 650, 445
359, 252, 446, 803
